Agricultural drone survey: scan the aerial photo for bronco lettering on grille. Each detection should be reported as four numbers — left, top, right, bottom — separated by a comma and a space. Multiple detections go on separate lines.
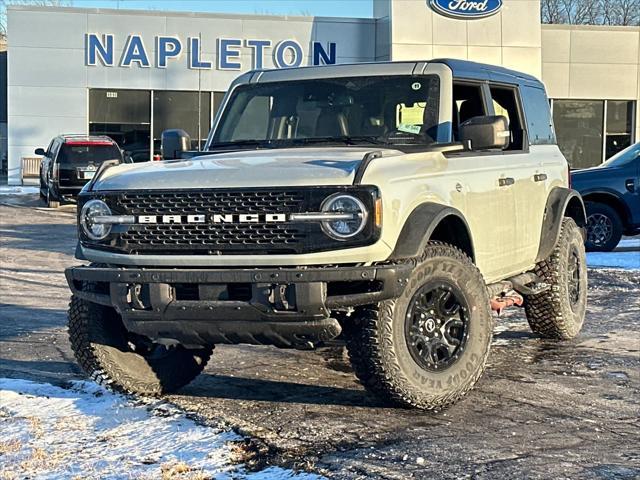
137, 213, 288, 224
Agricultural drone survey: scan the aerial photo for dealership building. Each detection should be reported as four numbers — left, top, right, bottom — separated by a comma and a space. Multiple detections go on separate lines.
2, 0, 639, 185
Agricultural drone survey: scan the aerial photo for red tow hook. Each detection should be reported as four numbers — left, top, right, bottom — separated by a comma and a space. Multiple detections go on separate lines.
490, 290, 524, 315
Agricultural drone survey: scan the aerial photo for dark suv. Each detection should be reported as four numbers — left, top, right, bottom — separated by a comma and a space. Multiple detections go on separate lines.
37, 135, 123, 208
571, 142, 640, 251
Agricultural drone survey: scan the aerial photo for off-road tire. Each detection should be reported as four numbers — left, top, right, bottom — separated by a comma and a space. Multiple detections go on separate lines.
343, 243, 493, 410
584, 201, 623, 252
524, 218, 587, 340
68, 296, 212, 395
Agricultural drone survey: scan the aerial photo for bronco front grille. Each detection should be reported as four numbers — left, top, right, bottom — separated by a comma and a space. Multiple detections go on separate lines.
80, 187, 381, 255
117, 190, 305, 215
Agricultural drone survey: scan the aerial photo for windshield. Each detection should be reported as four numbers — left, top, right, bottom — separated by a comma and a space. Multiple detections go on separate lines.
210, 75, 441, 149
602, 142, 640, 168
59, 144, 122, 166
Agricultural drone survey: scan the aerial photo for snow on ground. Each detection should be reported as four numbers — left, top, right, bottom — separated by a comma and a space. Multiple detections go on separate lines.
0, 378, 322, 480
0, 186, 40, 195
587, 237, 640, 270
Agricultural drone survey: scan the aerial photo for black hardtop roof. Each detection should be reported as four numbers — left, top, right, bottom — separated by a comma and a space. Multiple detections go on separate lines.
246, 58, 544, 90
432, 58, 543, 89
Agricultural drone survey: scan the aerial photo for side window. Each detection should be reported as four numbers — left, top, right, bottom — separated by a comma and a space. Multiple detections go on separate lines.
45, 139, 54, 157
452, 83, 486, 141
489, 85, 525, 151
520, 86, 555, 145
50, 141, 62, 165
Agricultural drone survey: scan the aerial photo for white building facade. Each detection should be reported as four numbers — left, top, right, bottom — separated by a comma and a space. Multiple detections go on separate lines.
5, 0, 639, 184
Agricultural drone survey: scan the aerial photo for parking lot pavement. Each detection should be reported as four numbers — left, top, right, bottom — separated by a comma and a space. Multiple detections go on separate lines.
1, 194, 639, 479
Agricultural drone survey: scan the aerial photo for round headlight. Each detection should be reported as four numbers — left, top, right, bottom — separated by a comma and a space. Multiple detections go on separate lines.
80, 199, 112, 240
321, 194, 368, 240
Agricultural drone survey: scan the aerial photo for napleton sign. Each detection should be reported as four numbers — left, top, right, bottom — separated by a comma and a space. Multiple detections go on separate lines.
85, 34, 338, 70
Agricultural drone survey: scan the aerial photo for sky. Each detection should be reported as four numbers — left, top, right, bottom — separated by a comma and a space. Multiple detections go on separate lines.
70, 0, 374, 18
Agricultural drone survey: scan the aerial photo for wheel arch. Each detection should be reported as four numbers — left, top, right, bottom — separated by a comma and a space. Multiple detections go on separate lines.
536, 187, 587, 263
581, 190, 631, 227
389, 203, 475, 263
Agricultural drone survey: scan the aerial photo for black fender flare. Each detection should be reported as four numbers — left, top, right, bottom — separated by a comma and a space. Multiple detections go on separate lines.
536, 187, 587, 263
389, 203, 475, 261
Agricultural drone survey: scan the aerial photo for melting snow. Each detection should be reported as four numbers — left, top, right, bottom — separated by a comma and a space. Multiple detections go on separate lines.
0, 186, 40, 195
0, 378, 322, 480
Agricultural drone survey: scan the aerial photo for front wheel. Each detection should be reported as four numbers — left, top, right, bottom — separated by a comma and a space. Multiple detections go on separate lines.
68, 296, 213, 395
524, 218, 587, 340
344, 243, 493, 410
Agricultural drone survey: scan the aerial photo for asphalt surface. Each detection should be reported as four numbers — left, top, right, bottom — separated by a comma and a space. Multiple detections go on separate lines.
1, 194, 639, 479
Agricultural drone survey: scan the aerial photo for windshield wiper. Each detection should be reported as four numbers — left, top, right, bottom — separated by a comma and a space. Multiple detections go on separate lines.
290, 136, 389, 146
209, 139, 278, 149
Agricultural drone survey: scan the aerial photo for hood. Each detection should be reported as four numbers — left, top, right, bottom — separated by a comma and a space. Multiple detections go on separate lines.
93, 147, 401, 191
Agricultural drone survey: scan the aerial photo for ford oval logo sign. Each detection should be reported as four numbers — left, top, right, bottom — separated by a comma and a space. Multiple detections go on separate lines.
429, 0, 503, 19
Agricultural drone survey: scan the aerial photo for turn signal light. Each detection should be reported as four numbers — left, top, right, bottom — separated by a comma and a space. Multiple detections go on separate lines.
374, 197, 383, 228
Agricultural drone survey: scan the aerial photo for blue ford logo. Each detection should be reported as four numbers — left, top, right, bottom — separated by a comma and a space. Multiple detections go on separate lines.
429, 0, 503, 19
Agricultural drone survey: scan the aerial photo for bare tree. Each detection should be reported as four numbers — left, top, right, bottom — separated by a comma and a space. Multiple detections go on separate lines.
542, 0, 640, 26
0, 0, 72, 36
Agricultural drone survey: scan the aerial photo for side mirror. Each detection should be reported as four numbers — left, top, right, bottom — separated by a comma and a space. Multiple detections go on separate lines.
459, 115, 510, 151
34, 148, 46, 156
161, 129, 191, 160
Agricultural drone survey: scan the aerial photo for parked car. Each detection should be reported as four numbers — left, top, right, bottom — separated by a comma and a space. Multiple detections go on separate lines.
571, 142, 640, 251
36, 135, 124, 208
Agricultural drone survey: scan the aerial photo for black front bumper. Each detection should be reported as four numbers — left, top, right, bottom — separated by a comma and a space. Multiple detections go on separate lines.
65, 264, 412, 348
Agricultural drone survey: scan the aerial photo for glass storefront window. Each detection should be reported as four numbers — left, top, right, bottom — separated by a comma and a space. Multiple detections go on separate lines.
153, 91, 211, 152
605, 100, 634, 159
89, 89, 151, 162
552, 99, 636, 168
553, 100, 604, 169
89, 89, 227, 162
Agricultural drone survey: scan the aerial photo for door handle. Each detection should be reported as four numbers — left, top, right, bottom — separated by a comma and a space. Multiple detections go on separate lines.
625, 178, 636, 193
498, 177, 515, 187
534, 173, 548, 182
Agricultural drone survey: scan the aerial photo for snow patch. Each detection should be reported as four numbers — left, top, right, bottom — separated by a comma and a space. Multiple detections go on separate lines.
0, 378, 322, 479
0, 186, 40, 195
587, 237, 639, 270
588, 251, 639, 270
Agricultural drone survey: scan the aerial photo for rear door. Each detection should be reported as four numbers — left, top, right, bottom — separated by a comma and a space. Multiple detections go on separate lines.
486, 83, 545, 272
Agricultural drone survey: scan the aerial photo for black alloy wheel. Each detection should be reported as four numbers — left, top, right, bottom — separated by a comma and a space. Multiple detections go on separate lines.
405, 283, 469, 371
586, 212, 613, 248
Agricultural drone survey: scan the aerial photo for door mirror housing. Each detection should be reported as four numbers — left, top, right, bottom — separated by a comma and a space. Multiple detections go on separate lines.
34, 148, 46, 156
459, 115, 510, 151
161, 129, 191, 160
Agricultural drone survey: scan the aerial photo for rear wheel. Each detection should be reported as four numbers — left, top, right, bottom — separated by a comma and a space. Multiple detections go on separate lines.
46, 186, 60, 208
524, 218, 587, 340
344, 243, 493, 410
68, 296, 213, 395
584, 202, 623, 252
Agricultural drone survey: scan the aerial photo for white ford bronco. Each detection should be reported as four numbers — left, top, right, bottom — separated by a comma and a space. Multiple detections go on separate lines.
66, 59, 588, 410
